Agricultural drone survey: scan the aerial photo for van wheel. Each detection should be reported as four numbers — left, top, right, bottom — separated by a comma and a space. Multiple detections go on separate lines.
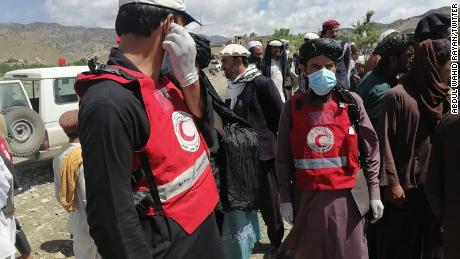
4, 107, 45, 157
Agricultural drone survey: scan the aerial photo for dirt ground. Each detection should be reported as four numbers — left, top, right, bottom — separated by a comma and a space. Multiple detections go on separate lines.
12, 156, 291, 259
13, 159, 74, 259
11, 70, 291, 259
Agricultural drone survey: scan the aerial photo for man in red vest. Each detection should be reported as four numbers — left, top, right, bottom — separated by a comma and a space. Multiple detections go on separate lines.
276, 38, 384, 259
75, 1, 223, 258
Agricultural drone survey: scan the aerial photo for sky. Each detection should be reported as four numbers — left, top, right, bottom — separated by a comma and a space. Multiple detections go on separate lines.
0, 0, 452, 36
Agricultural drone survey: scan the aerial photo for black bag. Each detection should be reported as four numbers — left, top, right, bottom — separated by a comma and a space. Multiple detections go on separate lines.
219, 121, 259, 211
201, 71, 260, 211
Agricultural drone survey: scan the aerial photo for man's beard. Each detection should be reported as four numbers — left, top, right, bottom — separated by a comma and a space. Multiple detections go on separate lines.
308, 88, 333, 104
224, 70, 234, 80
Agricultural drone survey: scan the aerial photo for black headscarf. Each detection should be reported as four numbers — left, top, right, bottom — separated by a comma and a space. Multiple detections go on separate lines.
374, 31, 410, 59
402, 39, 451, 122
190, 32, 259, 212
414, 13, 451, 42
190, 33, 212, 69
298, 38, 343, 64
261, 39, 288, 82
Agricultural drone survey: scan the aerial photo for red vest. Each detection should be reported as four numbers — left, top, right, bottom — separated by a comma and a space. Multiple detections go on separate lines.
0, 138, 12, 162
75, 66, 218, 234
289, 93, 359, 191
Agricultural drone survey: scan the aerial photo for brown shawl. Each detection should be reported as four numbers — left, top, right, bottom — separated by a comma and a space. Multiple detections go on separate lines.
59, 147, 83, 212
402, 39, 450, 122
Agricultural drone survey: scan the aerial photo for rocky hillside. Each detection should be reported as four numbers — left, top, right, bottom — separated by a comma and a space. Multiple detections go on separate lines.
0, 6, 450, 65
0, 22, 116, 65
375, 6, 450, 33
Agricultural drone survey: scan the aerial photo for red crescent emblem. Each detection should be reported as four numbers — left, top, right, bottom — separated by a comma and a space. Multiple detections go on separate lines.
314, 134, 327, 148
179, 120, 195, 142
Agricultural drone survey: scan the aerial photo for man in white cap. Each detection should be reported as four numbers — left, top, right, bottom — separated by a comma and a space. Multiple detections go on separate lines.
280, 39, 290, 57
247, 40, 264, 69
304, 32, 320, 42
75, 1, 224, 258
220, 44, 285, 251
350, 55, 367, 91
261, 39, 293, 102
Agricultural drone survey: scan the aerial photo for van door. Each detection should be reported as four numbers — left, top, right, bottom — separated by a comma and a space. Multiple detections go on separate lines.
41, 78, 79, 151
0, 81, 32, 112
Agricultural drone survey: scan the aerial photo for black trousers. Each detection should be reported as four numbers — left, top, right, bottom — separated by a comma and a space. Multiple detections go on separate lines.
376, 188, 443, 259
258, 159, 284, 247
140, 213, 225, 259
367, 188, 386, 259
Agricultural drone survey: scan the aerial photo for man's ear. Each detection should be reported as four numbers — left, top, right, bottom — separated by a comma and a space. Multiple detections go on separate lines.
331, 64, 338, 73
163, 13, 175, 35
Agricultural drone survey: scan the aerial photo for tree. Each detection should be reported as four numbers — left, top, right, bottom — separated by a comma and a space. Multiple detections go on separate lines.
272, 28, 304, 51
342, 10, 380, 55
352, 10, 379, 47
273, 28, 290, 39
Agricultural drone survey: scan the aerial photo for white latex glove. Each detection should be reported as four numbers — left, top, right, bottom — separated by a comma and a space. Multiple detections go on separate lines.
370, 200, 384, 224
280, 202, 294, 225
162, 23, 199, 88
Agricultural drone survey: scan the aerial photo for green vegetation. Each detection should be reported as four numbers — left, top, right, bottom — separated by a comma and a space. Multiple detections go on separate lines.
72, 58, 89, 66
272, 28, 305, 51
0, 60, 47, 77
0, 58, 90, 77
271, 10, 379, 54
338, 10, 380, 53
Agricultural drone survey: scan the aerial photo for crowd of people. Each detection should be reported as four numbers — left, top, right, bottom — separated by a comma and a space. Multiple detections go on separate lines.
0, 1, 457, 259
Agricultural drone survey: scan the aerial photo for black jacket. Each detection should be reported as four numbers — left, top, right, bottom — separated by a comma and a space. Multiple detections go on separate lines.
232, 74, 283, 161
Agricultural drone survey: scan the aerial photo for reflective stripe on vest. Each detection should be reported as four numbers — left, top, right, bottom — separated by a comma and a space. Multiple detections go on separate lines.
157, 152, 210, 201
294, 156, 347, 170
289, 93, 360, 190
76, 66, 219, 234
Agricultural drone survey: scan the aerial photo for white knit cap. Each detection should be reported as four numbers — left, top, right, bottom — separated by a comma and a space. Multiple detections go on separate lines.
377, 29, 398, 44
219, 44, 251, 57
268, 40, 283, 47
246, 41, 262, 49
304, 32, 320, 40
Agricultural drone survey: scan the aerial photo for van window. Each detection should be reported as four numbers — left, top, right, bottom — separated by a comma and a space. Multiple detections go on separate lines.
21, 80, 40, 113
22, 80, 40, 99
54, 78, 78, 104
0, 82, 29, 112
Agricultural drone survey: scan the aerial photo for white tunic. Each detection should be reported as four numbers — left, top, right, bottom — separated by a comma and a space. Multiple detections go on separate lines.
270, 59, 286, 102
53, 143, 101, 259
0, 156, 15, 259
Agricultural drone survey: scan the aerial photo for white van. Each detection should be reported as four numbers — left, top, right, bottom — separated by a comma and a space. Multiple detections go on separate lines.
3, 66, 88, 160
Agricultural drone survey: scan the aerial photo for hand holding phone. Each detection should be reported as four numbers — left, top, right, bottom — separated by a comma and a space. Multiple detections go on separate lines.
162, 23, 198, 88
